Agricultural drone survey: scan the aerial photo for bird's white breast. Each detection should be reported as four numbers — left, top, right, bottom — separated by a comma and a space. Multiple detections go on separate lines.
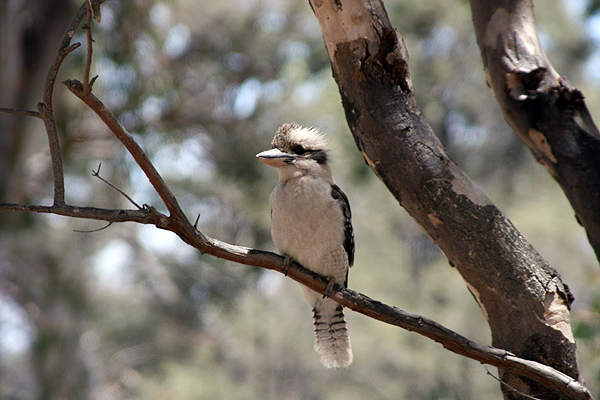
270, 175, 348, 284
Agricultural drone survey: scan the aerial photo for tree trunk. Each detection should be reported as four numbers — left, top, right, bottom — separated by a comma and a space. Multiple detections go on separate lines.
309, 0, 581, 398
470, 0, 600, 264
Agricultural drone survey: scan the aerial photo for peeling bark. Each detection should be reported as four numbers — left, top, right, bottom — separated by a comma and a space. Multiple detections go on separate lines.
309, 0, 581, 398
471, 0, 600, 264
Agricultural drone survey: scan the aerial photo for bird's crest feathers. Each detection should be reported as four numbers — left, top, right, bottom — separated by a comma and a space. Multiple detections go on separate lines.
272, 123, 329, 153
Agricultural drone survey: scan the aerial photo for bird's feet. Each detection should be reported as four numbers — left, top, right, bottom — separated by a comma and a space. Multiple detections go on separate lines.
323, 279, 336, 299
282, 254, 294, 276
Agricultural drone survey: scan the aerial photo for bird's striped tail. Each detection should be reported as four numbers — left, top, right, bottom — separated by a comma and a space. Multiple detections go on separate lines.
312, 298, 353, 368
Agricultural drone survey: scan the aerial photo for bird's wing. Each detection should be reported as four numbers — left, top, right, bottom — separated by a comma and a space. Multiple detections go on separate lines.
330, 184, 354, 271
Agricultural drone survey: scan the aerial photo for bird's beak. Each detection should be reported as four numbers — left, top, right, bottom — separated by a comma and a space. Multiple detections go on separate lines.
256, 148, 297, 167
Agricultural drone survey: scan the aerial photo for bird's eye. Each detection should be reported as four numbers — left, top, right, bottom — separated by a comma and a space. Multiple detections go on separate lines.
293, 145, 306, 155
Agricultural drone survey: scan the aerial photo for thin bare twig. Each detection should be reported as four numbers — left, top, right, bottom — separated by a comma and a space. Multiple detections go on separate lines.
0, 108, 40, 118
74, 221, 113, 233
83, 0, 94, 95
92, 163, 142, 209
90, 75, 99, 89
485, 367, 544, 400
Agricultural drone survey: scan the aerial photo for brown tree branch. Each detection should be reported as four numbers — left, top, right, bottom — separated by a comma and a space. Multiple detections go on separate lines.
38, 0, 105, 206
63, 79, 191, 228
83, 0, 94, 95
41, 10, 85, 205
0, 108, 41, 118
0, 202, 165, 224
308, 0, 584, 398
37, 100, 67, 206
58, 75, 596, 400
0, 199, 592, 400
470, 0, 600, 264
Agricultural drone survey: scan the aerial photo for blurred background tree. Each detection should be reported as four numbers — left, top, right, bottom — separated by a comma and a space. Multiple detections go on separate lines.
0, 0, 599, 399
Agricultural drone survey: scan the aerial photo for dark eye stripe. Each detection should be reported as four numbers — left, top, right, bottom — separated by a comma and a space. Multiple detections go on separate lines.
312, 149, 328, 164
289, 145, 328, 164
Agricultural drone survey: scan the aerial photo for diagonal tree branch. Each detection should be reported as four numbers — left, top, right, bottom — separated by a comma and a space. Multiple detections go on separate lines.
308, 0, 584, 398
63, 79, 192, 227
92, 164, 142, 209
470, 0, 600, 264
0, 198, 592, 400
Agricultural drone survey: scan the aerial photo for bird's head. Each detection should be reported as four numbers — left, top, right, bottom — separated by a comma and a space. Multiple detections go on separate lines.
256, 123, 333, 182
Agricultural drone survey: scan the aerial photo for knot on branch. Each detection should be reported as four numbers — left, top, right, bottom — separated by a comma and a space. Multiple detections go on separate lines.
378, 27, 412, 93
64, 79, 85, 94
506, 67, 547, 101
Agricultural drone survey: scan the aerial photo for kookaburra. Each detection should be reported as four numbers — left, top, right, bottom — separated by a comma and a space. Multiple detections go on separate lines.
256, 122, 354, 368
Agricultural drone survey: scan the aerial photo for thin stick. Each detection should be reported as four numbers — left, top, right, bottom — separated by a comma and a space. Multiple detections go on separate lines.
91, 163, 142, 209
0, 108, 41, 118
485, 367, 544, 400
83, 0, 94, 95
74, 221, 113, 233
